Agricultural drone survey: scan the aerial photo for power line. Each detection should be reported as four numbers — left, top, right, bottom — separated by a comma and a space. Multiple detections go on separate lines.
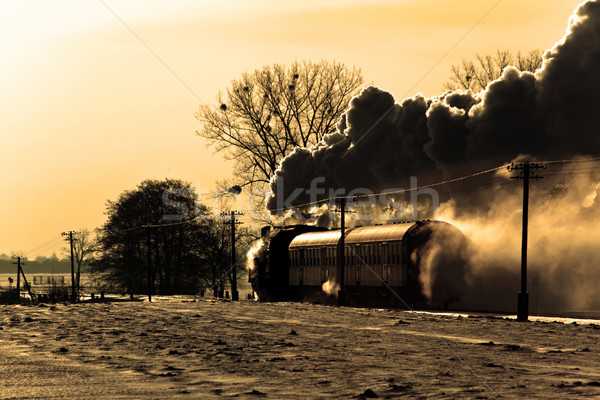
269, 156, 600, 215
121, 219, 196, 233
542, 155, 600, 165
24, 236, 64, 256
269, 164, 509, 214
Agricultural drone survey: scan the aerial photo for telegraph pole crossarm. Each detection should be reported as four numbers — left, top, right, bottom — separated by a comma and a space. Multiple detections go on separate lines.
508, 162, 544, 322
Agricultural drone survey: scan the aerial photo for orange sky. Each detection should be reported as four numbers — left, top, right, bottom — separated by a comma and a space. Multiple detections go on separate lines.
0, 0, 584, 257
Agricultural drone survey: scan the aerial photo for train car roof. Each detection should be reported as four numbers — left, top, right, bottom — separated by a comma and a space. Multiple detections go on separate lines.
345, 223, 415, 244
289, 222, 418, 248
289, 230, 341, 247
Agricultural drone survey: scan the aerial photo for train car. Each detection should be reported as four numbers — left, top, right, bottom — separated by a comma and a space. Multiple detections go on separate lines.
249, 224, 327, 302
249, 221, 470, 309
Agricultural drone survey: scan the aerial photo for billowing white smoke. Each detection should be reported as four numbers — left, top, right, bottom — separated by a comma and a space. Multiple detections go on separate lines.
322, 279, 340, 297
416, 224, 471, 307
436, 159, 600, 312
246, 239, 268, 300
246, 239, 267, 273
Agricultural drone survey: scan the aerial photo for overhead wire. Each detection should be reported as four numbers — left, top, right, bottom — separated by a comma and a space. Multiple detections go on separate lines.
24, 236, 65, 257
269, 156, 600, 214
268, 164, 509, 214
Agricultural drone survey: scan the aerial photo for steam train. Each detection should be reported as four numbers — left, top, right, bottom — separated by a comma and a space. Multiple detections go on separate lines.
249, 220, 470, 309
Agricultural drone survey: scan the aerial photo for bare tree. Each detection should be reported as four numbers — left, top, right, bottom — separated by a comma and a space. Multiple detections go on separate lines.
445, 50, 543, 92
195, 60, 363, 194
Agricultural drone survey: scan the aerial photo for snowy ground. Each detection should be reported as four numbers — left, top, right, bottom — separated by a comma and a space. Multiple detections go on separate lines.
1, 298, 600, 399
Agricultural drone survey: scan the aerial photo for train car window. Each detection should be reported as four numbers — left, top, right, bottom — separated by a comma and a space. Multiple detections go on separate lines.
299, 267, 304, 286
355, 265, 361, 285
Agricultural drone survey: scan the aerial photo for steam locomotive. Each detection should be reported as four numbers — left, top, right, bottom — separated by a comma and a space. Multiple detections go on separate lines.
249, 220, 470, 309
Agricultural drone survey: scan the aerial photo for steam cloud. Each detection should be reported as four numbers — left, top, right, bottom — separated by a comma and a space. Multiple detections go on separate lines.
264, 1, 600, 312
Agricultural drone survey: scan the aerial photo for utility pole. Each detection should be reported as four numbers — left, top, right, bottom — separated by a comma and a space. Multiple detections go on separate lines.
333, 198, 355, 306
146, 226, 153, 302
62, 231, 77, 302
508, 162, 544, 321
223, 211, 243, 301
11, 256, 27, 303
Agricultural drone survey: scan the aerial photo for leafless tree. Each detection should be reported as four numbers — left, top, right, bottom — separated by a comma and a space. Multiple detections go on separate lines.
195, 60, 363, 196
445, 50, 543, 92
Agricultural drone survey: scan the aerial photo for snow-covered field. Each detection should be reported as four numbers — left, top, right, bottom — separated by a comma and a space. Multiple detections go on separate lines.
1, 298, 599, 399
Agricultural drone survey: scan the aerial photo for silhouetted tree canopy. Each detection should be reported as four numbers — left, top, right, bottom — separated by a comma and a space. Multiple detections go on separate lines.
93, 179, 216, 294
445, 50, 543, 92
195, 60, 364, 192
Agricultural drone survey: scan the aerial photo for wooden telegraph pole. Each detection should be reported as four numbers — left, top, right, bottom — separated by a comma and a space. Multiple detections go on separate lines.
11, 256, 33, 303
62, 231, 77, 302
333, 198, 355, 306
146, 226, 153, 302
223, 211, 243, 301
508, 162, 544, 321
11, 256, 26, 302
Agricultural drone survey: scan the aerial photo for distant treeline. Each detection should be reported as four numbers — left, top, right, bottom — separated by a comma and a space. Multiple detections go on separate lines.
0, 259, 87, 274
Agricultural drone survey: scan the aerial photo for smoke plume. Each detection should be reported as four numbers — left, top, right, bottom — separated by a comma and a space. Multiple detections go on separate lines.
263, 1, 600, 313
322, 279, 340, 297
